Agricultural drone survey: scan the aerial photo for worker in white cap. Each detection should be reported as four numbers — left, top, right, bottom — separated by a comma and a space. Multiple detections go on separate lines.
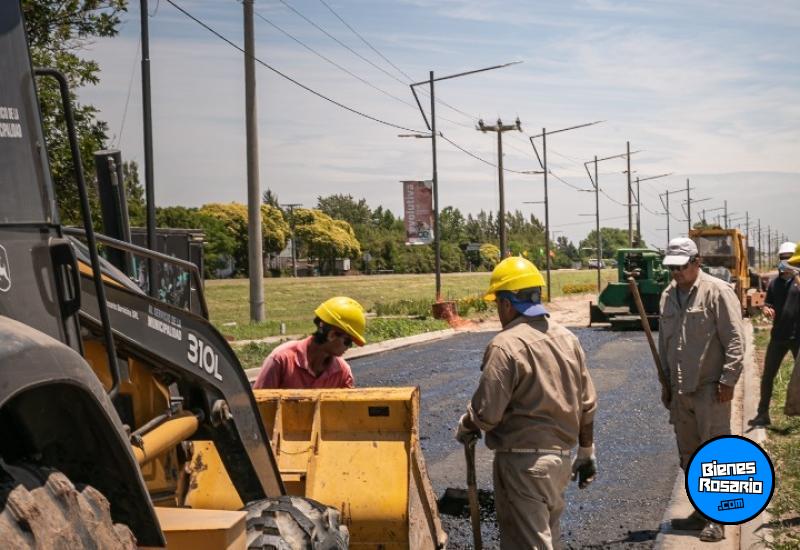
749, 242, 800, 426
658, 237, 745, 542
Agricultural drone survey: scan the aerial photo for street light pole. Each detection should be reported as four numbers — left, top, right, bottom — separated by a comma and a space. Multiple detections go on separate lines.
409, 61, 520, 302
595, 156, 601, 291
529, 120, 602, 301
627, 141, 633, 246
429, 71, 441, 301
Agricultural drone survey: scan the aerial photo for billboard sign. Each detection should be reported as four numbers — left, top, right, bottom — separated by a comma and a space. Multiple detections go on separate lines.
402, 180, 434, 245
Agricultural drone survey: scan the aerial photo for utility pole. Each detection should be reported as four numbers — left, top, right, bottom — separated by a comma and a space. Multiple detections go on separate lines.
582, 150, 635, 290
408, 62, 519, 302
767, 225, 771, 263
429, 71, 441, 300
244, 0, 264, 322
281, 203, 302, 277
686, 179, 691, 234
140, 0, 156, 296
724, 200, 728, 229
529, 120, 602, 301
477, 117, 522, 258
664, 190, 671, 244
627, 141, 633, 246
758, 219, 762, 271
633, 172, 671, 245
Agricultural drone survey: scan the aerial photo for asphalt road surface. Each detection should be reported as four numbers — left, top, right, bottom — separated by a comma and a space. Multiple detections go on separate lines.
350, 327, 678, 549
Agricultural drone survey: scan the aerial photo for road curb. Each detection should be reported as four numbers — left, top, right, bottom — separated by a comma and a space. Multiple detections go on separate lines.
244, 324, 495, 383
654, 320, 769, 549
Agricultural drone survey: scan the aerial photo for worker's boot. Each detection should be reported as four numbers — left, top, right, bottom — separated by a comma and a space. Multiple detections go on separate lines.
748, 413, 771, 427
699, 521, 725, 542
670, 510, 707, 531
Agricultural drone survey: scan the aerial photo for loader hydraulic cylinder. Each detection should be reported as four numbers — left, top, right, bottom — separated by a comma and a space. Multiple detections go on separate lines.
131, 412, 201, 466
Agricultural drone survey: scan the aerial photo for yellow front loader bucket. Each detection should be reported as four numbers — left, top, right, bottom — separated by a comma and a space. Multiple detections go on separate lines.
185, 387, 447, 549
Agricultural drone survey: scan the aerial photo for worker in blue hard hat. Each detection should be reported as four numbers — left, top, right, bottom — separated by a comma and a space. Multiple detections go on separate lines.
455, 256, 597, 549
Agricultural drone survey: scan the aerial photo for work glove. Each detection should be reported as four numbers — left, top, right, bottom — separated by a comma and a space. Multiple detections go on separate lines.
455, 413, 481, 445
571, 445, 597, 489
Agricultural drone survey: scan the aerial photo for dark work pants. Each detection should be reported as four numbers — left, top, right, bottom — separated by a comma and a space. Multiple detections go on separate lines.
757, 338, 800, 415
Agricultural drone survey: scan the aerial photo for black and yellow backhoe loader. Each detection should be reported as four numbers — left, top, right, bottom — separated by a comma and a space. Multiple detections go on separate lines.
0, 2, 445, 547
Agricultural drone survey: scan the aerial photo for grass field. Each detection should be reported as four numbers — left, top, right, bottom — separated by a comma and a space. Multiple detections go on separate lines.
206, 269, 616, 342
755, 329, 800, 548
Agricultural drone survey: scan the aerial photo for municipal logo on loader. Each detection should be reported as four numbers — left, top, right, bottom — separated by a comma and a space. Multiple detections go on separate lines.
685, 435, 774, 525
0, 244, 11, 292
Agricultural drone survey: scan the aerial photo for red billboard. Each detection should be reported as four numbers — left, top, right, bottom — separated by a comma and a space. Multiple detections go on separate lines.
402, 180, 434, 245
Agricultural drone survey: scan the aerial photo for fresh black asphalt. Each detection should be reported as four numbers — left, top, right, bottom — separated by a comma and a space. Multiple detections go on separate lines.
349, 327, 678, 549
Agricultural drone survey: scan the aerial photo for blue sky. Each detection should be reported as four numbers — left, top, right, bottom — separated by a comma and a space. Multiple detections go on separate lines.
78, 0, 800, 248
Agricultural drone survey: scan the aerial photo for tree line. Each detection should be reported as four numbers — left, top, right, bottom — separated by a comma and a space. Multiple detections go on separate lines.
25, 0, 642, 279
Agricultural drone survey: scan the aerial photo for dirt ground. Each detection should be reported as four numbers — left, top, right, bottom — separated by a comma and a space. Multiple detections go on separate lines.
457, 292, 595, 332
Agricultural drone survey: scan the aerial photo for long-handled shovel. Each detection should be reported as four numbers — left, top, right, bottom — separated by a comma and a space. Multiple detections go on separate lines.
627, 277, 671, 402
464, 438, 483, 550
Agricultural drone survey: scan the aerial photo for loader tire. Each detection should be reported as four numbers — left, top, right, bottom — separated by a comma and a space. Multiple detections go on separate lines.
245, 495, 349, 549
0, 463, 137, 549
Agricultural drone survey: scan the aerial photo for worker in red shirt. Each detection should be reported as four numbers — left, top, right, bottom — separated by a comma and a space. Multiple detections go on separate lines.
253, 296, 366, 389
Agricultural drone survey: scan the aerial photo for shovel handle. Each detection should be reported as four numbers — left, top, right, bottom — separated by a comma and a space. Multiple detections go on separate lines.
464, 439, 483, 550
627, 277, 671, 399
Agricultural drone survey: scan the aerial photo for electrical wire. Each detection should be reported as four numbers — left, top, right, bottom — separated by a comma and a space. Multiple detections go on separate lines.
250, 5, 418, 111
115, 36, 141, 147
317, 0, 412, 82
550, 214, 628, 229
548, 171, 591, 192
164, 0, 425, 134
279, 0, 476, 124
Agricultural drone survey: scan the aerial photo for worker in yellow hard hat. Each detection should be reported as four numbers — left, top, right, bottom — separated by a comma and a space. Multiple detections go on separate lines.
253, 296, 366, 389
455, 256, 598, 549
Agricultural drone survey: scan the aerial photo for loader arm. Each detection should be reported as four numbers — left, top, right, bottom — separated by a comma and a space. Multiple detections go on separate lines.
76, 268, 285, 501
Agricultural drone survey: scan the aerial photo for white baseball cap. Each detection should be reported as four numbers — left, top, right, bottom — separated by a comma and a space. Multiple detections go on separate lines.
663, 237, 699, 267
778, 242, 796, 256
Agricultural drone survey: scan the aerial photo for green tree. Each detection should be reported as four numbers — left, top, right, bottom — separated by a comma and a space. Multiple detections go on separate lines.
156, 206, 236, 277
262, 188, 280, 208
123, 161, 145, 227
439, 206, 466, 243
23, 0, 128, 226
579, 227, 643, 260
293, 208, 360, 274
198, 203, 289, 275
317, 194, 371, 229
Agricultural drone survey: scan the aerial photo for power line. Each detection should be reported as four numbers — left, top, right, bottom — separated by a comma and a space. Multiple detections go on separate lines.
250, 4, 418, 111
279, 0, 476, 124
164, 0, 424, 133
549, 171, 590, 191
551, 214, 628, 229
317, 0, 413, 82
115, 36, 141, 147
272, 0, 476, 131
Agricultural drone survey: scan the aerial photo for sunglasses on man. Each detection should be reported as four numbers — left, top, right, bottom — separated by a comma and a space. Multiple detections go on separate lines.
331, 330, 353, 348
668, 257, 697, 272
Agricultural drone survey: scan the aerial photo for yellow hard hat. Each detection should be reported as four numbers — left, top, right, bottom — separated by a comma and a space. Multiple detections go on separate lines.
484, 256, 546, 301
314, 296, 367, 346
788, 242, 800, 267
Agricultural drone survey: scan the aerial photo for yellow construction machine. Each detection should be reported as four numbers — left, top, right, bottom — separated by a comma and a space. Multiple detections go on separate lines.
689, 228, 765, 315
0, 3, 446, 547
